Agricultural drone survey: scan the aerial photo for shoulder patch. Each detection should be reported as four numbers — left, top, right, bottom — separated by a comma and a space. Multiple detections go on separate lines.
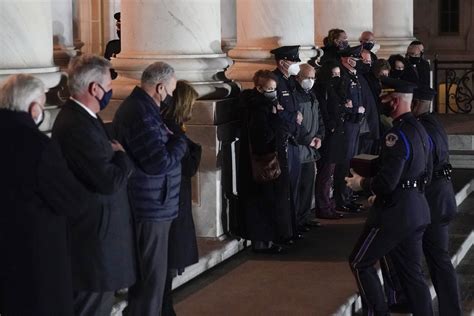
385, 133, 399, 147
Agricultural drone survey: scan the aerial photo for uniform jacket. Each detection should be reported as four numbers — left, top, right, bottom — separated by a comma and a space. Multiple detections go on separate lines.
0, 110, 86, 315
52, 99, 137, 291
362, 112, 432, 232
418, 113, 457, 223
114, 87, 187, 222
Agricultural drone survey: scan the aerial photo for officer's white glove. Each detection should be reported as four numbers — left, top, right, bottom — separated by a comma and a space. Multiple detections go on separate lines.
345, 168, 364, 192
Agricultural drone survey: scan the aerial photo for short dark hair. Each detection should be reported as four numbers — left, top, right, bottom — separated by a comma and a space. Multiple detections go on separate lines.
327, 29, 346, 46
409, 40, 423, 46
252, 70, 278, 87
372, 59, 391, 74
388, 54, 407, 69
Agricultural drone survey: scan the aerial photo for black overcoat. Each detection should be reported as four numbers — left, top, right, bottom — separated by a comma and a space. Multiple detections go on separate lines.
237, 89, 293, 242
0, 110, 85, 315
52, 100, 137, 291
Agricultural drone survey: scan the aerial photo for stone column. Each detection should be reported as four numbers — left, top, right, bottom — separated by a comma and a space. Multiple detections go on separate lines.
112, 0, 232, 100
0, 1, 61, 88
314, 0, 373, 46
52, 0, 77, 68
226, 0, 316, 88
72, 0, 84, 52
221, 0, 237, 53
373, 0, 415, 58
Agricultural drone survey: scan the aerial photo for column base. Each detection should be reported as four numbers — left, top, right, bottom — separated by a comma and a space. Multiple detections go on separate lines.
226, 46, 316, 88
112, 53, 234, 100
376, 37, 416, 58
0, 66, 62, 89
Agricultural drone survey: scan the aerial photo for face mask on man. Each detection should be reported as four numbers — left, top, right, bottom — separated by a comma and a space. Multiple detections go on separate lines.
34, 110, 45, 126
380, 98, 395, 116
96, 84, 113, 111
287, 63, 300, 76
390, 69, 404, 79
356, 60, 371, 74
408, 56, 421, 65
362, 42, 375, 51
300, 78, 315, 91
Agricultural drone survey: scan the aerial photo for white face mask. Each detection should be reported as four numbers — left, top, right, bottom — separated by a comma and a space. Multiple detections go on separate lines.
300, 78, 315, 91
34, 110, 44, 126
287, 63, 300, 76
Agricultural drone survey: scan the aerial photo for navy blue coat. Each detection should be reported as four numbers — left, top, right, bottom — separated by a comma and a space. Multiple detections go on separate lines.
0, 110, 86, 315
52, 100, 137, 292
114, 86, 187, 222
418, 113, 457, 223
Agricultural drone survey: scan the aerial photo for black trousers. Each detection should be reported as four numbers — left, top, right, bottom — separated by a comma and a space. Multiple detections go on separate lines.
288, 144, 301, 235
423, 222, 462, 316
315, 159, 336, 214
349, 223, 433, 316
124, 220, 172, 316
73, 291, 114, 316
297, 161, 316, 227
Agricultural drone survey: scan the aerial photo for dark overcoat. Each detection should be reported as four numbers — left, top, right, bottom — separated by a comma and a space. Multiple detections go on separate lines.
0, 110, 85, 315
52, 99, 137, 291
237, 89, 293, 242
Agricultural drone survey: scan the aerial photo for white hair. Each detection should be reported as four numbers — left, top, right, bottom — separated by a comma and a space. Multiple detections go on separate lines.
67, 54, 111, 95
141, 62, 175, 87
0, 74, 45, 112
392, 92, 413, 104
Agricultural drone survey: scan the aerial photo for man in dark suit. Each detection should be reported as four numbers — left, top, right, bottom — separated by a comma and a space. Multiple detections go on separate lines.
52, 54, 136, 316
0, 74, 85, 315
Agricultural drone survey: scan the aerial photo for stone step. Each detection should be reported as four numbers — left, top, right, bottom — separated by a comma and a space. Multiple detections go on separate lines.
450, 151, 474, 169
448, 135, 474, 151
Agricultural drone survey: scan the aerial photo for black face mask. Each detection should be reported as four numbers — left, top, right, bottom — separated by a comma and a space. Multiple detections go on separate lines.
160, 94, 174, 111
390, 69, 404, 79
380, 100, 394, 116
362, 42, 375, 51
408, 56, 421, 64
356, 60, 371, 74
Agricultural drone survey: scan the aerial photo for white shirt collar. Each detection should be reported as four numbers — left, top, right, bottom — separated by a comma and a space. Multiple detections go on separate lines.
70, 97, 98, 119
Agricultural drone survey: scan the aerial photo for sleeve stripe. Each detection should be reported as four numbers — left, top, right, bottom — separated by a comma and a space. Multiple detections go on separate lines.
398, 130, 411, 161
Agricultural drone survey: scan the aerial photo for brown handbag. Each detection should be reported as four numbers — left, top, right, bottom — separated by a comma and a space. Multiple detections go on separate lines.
248, 142, 281, 183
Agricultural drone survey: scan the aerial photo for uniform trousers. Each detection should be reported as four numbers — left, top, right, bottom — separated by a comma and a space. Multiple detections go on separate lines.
349, 221, 433, 316
124, 220, 172, 316
423, 221, 461, 316
288, 144, 301, 235
296, 161, 316, 227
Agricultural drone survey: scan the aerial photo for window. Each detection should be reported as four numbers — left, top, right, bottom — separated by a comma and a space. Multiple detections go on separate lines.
439, 0, 460, 34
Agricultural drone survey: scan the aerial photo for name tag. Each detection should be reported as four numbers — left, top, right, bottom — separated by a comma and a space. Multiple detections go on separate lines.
282, 91, 290, 97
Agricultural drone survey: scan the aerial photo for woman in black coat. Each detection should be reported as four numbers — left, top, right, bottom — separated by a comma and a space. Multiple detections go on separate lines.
161, 81, 202, 316
237, 70, 292, 253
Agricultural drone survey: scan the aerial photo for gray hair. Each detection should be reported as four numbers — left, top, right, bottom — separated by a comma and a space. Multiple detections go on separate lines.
0, 74, 45, 112
141, 62, 175, 87
67, 54, 111, 95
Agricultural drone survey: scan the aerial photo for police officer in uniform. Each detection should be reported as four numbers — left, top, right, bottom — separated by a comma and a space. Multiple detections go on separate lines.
412, 87, 462, 315
270, 45, 304, 242
104, 12, 121, 79
345, 78, 433, 316
334, 46, 366, 213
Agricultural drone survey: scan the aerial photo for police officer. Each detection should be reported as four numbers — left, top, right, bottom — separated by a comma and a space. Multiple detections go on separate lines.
104, 12, 121, 79
334, 46, 366, 213
345, 78, 433, 316
412, 87, 462, 315
270, 45, 304, 242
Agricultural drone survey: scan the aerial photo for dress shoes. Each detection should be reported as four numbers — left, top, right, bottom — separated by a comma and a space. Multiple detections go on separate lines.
252, 244, 284, 254
337, 203, 362, 214
305, 220, 322, 228
297, 225, 311, 233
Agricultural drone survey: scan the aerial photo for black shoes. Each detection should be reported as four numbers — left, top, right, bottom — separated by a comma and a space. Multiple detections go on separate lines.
337, 202, 363, 213
316, 211, 344, 219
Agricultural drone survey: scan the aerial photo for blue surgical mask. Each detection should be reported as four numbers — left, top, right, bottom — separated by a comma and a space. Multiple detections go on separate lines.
96, 84, 113, 111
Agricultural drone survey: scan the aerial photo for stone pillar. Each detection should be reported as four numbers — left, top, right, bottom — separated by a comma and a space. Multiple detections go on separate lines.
72, 0, 84, 52
0, 1, 61, 88
112, 0, 232, 100
226, 0, 316, 88
221, 0, 237, 53
314, 0, 373, 46
52, 0, 77, 68
373, 0, 415, 57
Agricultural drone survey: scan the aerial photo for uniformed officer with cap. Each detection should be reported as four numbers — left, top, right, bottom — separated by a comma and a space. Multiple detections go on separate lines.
333, 45, 366, 214
104, 12, 121, 79
270, 45, 304, 242
412, 87, 462, 315
345, 77, 434, 316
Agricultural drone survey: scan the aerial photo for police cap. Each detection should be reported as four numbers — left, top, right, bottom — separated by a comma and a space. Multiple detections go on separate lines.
413, 87, 436, 101
380, 77, 417, 94
270, 45, 301, 62
114, 12, 121, 21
